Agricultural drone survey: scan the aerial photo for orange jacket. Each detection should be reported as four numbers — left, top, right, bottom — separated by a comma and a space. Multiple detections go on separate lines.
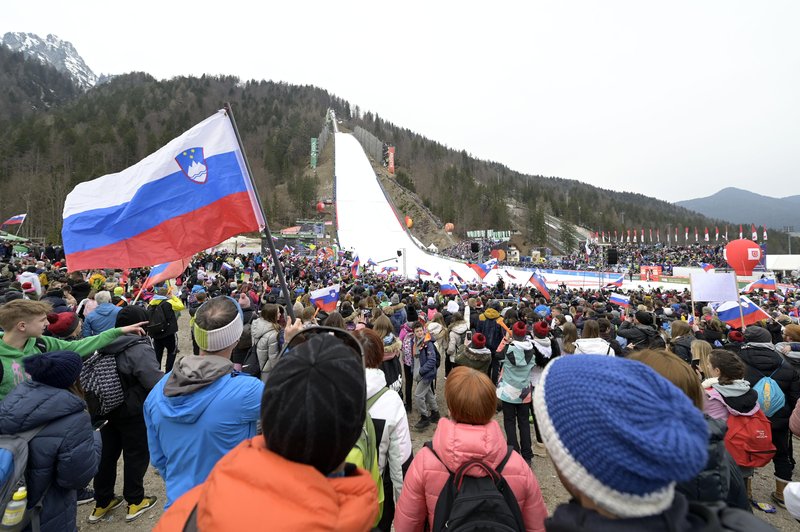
155, 437, 379, 531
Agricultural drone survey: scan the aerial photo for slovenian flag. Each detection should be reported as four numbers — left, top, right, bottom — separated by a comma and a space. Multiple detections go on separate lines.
281, 245, 294, 255
450, 270, 465, 283
468, 260, 496, 280
351, 256, 360, 278
142, 258, 191, 290
440, 283, 459, 296
742, 278, 776, 293
62, 111, 264, 271
381, 266, 398, 274
528, 271, 551, 301
310, 284, 340, 312
1, 213, 26, 225
714, 296, 770, 327
367, 258, 377, 267
434, 272, 443, 281
700, 263, 715, 272
416, 267, 431, 277
609, 293, 631, 308
604, 276, 623, 288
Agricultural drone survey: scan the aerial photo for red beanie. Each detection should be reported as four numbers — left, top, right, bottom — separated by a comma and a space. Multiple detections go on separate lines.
534, 321, 550, 338
512, 321, 528, 339
46, 312, 80, 338
728, 330, 745, 343
471, 332, 486, 350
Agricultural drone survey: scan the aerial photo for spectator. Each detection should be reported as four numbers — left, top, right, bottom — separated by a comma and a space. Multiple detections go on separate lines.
81, 290, 121, 337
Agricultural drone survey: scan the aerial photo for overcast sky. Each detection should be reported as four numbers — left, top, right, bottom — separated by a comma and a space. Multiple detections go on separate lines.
4, 1, 799, 202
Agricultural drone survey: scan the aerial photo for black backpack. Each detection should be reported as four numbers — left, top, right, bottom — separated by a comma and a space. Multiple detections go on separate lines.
424, 442, 525, 532
146, 302, 170, 338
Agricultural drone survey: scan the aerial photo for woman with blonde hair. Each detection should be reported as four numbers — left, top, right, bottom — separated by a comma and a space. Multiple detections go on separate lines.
560, 322, 578, 354
691, 339, 713, 380
374, 313, 403, 393
394, 367, 547, 531
669, 320, 695, 364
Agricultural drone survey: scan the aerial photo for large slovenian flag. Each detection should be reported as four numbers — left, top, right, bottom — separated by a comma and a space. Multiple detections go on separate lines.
742, 278, 776, 293
450, 270, 465, 283
529, 271, 551, 301
440, 283, 459, 296
141, 258, 191, 290
62, 110, 264, 271
351, 256, 360, 278
714, 296, 770, 328
609, 293, 631, 308
1, 214, 26, 225
467, 259, 497, 280
310, 284, 340, 312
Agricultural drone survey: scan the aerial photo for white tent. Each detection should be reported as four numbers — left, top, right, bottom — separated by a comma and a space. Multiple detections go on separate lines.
427, 243, 439, 253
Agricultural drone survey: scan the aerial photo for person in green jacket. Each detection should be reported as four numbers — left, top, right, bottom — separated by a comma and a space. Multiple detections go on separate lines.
0, 299, 147, 400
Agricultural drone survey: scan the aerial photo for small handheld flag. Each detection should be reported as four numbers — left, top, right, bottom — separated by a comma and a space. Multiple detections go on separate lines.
310, 284, 340, 313
1, 214, 26, 226
609, 293, 631, 308
528, 271, 551, 301
742, 278, 776, 294
416, 267, 431, 277
351, 256, 360, 278
440, 283, 459, 296
450, 270, 465, 283
142, 258, 191, 290
700, 263, 715, 272
713, 296, 770, 328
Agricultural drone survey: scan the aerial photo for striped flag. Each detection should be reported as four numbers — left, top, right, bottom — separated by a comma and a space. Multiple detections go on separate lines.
367, 258, 377, 267
713, 296, 770, 328
742, 278, 776, 293
142, 258, 191, 290
528, 271, 551, 301
351, 256, 360, 278
450, 270, 465, 283
1, 214, 26, 225
310, 284, 340, 312
609, 293, 631, 308
416, 267, 431, 277
440, 283, 459, 296
700, 263, 715, 272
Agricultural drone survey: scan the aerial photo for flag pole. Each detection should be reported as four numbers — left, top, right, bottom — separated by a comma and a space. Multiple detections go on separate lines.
733, 274, 746, 330
224, 102, 295, 321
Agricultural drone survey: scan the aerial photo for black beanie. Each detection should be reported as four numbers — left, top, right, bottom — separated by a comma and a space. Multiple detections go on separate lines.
406, 305, 419, 323
260, 333, 365, 474
116, 305, 148, 327
24, 350, 82, 389
635, 310, 654, 326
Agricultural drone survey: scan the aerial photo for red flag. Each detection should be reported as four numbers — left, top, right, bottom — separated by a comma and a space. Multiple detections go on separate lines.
649, 228, 653, 242
751, 224, 757, 240
685, 227, 689, 241
694, 227, 699, 242
715, 227, 719, 241
763, 226, 768, 241
704, 228, 709, 242
739, 225, 743, 239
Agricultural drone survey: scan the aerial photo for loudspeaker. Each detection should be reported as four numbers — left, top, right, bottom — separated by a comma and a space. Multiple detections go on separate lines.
470, 242, 480, 253
396, 250, 403, 257
607, 248, 618, 265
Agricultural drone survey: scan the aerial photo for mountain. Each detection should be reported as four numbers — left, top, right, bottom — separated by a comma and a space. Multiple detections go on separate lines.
2, 32, 97, 89
676, 187, 800, 230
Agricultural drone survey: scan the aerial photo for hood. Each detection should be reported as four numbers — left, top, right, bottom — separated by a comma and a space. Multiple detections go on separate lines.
427, 322, 443, 335
481, 308, 501, 320
366, 368, 387, 398
185, 437, 378, 531
93, 303, 119, 317
574, 337, 612, 355
743, 342, 778, 353
0, 381, 86, 433
511, 338, 533, 350
547, 494, 697, 532
706, 385, 759, 416
450, 322, 469, 334
711, 379, 750, 398
432, 418, 510, 474
466, 346, 491, 356
533, 336, 553, 357
154, 357, 235, 424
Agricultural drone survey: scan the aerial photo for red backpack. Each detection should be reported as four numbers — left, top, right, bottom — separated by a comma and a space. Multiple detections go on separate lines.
724, 410, 776, 468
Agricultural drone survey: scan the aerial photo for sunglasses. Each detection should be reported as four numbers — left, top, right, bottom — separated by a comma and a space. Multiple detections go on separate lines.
278, 325, 365, 367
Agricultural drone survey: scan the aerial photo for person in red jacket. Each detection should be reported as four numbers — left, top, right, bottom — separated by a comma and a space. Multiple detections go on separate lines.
394, 366, 547, 531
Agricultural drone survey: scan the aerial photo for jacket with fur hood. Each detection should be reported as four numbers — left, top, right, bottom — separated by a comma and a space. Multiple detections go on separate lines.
498, 337, 535, 403
455, 342, 492, 374
426, 321, 447, 357
446, 320, 469, 360
394, 417, 547, 532
154, 437, 378, 531
477, 308, 506, 352
366, 368, 412, 501
572, 337, 613, 356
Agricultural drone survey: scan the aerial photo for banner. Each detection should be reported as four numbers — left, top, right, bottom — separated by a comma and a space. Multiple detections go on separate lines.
640, 265, 662, 282
690, 271, 738, 302
388, 146, 395, 174
310, 137, 318, 168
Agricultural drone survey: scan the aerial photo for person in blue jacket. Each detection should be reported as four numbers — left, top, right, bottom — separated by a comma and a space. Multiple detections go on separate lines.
412, 321, 439, 430
81, 290, 121, 337
0, 350, 101, 532
143, 296, 264, 509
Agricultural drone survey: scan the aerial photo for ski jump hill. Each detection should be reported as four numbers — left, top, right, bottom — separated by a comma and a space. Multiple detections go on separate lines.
333, 126, 683, 291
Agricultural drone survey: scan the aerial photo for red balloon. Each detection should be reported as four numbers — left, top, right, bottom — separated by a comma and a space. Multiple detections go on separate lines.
444, 222, 454, 233
316, 202, 325, 213
724, 239, 762, 276
404, 216, 413, 229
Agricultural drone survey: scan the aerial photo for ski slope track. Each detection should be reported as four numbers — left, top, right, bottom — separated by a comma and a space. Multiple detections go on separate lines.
334, 132, 684, 291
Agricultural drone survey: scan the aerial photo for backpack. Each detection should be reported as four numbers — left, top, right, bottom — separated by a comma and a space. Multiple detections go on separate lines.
146, 301, 171, 338
80, 350, 125, 416
453, 331, 467, 361
235, 313, 256, 351
0, 425, 47, 532
752, 362, 786, 418
345, 388, 388, 523
724, 410, 776, 468
424, 442, 525, 532
240, 345, 265, 379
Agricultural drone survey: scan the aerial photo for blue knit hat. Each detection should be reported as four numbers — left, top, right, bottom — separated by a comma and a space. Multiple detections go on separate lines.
533, 355, 708, 518
23, 350, 82, 390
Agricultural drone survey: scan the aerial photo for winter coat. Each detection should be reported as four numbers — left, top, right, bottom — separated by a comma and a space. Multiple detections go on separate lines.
455, 343, 492, 374
82, 302, 122, 337
617, 322, 659, 350
498, 338, 535, 403
390, 308, 407, 335
599, 331, 623, 355
394, 417, 547, 532
446, 321, 469, 361
426, 322, 447, 359
230, 307, 256, 365
97, 334, 164, 420
530, 336, 560, 388
143, 355, 264, 508
17, 271, 42, 297
251, 317, 280, 378
703, 379, 759, 422
572, 337, 613, 355
737, 343, 800, 429
0, 382, 101, 532
676, 416, 749, 512
40, 294, 71, 314
670, 335, 694, 364
477, 308, 506, 353
366, 368, 412, 501
544, 494, 773, 532
414, 337, 438, 382
153, 437, 378, 532
380, 334, 403, 393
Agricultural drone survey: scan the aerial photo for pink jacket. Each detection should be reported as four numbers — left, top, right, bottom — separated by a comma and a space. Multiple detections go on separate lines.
394, 418, 547, 532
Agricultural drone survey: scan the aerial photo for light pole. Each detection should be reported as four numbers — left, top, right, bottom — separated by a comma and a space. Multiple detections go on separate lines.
785, 226, 795, 254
